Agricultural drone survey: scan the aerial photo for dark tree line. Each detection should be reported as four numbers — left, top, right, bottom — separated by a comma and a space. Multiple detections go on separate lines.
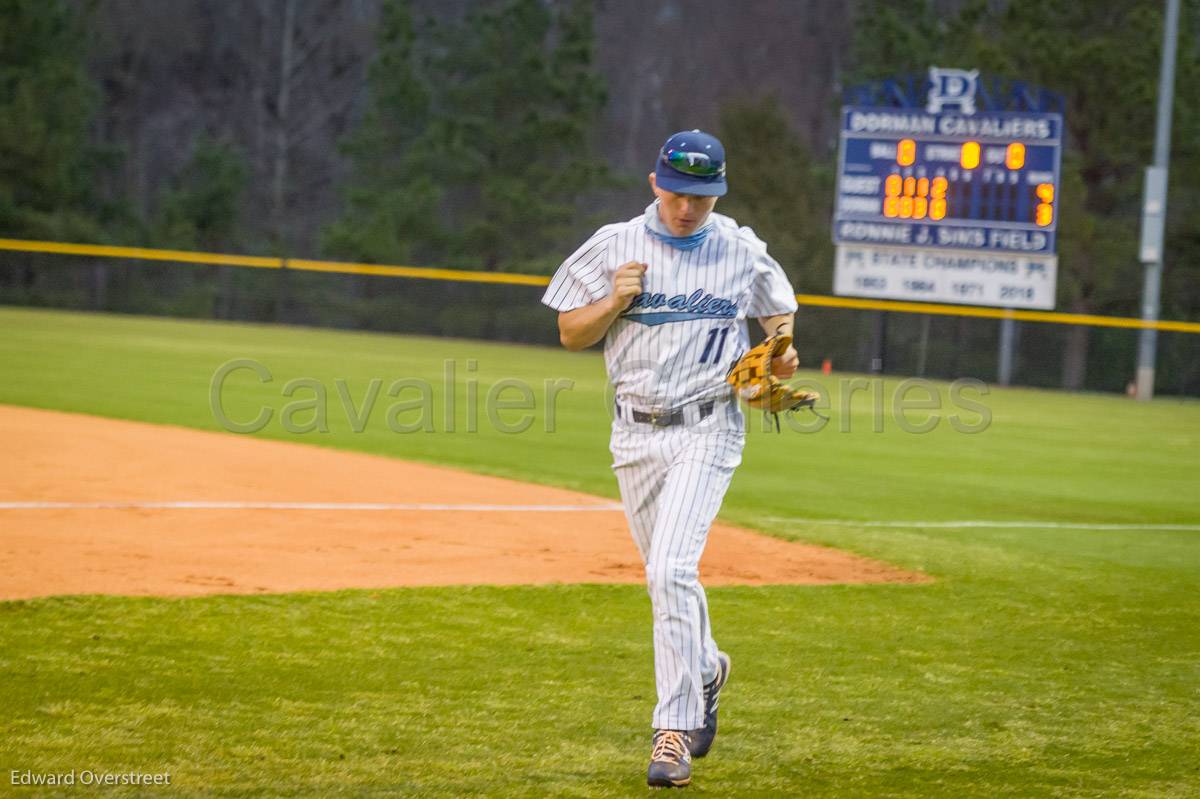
0, 0, 1196, 393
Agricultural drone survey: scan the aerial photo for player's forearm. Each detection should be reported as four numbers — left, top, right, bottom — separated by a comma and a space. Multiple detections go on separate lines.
558, 296, 623, 351
757, 313, 794, 338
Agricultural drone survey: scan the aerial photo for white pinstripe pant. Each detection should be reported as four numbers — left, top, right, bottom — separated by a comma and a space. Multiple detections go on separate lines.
611, 401, 744, 731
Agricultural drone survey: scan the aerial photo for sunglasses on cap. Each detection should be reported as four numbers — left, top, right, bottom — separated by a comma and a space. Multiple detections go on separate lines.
660, 148, 726, 178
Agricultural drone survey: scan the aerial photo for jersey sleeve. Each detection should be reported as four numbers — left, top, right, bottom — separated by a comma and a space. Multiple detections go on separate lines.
541, 229, 615, 312
742, 227, 799, 318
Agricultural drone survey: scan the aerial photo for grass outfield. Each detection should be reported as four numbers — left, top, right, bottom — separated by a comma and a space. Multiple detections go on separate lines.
1, 305, 1198, 797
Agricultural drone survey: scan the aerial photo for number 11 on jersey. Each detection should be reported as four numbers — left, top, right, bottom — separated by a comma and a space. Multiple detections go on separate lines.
699, 326, 729, 364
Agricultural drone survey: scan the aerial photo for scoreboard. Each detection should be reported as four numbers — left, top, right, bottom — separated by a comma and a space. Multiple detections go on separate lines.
832, 72, 1062, 310
834, 107, 1062, 254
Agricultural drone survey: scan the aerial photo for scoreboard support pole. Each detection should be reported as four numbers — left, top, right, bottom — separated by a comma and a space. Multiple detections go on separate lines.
1136, 0, 1181, 401
916, 315, 931, 377
870, 311, 888, 374
998, 316, 1018, 386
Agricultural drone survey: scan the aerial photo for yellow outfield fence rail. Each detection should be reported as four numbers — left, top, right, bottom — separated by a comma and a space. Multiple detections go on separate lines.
2, 236, 1198, 335
793, 294, 1200, 334
285, 257, 551, 287
0, 238, 281, 269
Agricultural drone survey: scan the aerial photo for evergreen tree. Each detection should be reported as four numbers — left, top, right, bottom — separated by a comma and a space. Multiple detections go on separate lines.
154, 136, 248, 319
323, 0, 438, 267
326, 0, 608, 274
156, 137, 247, 252
0, 0, 101, 239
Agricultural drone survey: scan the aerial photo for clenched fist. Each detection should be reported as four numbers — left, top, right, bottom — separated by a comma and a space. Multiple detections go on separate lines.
610, 261, 647, 311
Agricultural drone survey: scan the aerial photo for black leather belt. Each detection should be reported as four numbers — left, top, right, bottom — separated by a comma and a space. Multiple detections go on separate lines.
617, 400, 715, 427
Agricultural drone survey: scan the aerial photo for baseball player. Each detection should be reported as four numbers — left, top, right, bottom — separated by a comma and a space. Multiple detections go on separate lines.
542, 130, 799, 788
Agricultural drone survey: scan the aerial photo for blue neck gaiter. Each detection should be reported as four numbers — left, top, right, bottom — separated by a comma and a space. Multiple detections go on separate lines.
643, 201, 712, 251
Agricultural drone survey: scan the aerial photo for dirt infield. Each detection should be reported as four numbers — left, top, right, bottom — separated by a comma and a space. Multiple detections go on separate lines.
0, 405, 923, 599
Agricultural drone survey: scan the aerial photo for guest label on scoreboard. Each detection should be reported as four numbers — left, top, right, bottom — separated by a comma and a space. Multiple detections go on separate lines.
834, 244, 1058, 309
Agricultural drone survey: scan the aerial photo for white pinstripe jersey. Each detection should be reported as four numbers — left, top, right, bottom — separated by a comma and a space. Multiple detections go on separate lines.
543, 211, 799, 409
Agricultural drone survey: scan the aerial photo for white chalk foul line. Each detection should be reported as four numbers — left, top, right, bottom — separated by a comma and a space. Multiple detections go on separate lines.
766, 517, 1200, 532
1, 504, 1192, 530
0, 501, 625, 512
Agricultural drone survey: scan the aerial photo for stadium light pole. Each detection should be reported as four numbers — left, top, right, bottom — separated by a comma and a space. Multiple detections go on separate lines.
1135, 0, 1181, 401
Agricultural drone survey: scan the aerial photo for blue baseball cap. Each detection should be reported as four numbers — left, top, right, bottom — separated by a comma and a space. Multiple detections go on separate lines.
654, 129, 727, 196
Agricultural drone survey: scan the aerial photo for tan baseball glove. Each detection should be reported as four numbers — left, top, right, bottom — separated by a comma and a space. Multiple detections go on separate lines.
726, 332, 820, 427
